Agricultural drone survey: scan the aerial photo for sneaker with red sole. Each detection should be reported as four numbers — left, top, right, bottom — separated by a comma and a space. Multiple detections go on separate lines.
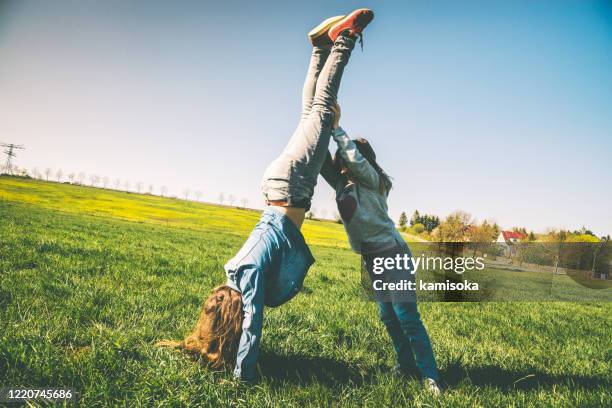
328, 8, 374, 42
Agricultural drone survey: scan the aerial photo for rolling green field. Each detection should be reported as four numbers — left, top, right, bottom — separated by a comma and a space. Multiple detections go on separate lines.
0, 176, 610, 407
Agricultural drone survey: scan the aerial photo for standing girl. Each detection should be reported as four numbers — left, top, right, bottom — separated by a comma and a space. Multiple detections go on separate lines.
321, 106, 442, 394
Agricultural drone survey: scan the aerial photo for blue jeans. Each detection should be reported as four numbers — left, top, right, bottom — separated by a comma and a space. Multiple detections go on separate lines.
225, 208, 314, 381
363, 242, 440, 381
261, 35, 356, 210
377, 301, 439, 381
227, 35, 356, 381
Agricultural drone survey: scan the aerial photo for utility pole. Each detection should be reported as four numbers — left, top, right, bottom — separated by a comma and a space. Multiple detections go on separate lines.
1, 143, 25, 175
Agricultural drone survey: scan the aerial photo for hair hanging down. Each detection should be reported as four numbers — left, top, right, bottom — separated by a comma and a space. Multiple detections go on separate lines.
334, 137, 392, 195
157, 285, 243, 369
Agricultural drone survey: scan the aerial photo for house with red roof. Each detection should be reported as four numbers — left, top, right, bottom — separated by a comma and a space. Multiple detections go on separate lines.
497, 230, 527, 244
497, 230, 527, 257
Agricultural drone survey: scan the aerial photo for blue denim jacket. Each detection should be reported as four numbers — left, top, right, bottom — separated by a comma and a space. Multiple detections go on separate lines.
225, 208, 314, 380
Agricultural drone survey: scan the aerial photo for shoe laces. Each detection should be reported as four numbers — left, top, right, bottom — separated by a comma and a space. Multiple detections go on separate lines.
339, 29, 364, 50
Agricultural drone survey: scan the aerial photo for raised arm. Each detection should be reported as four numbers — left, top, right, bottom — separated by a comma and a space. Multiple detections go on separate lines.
332, 126, 380, 190
320, 150, 341, 188
233, 265, 264, 382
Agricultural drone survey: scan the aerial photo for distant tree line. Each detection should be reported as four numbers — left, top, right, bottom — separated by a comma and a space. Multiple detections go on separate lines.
398, 210, 440, 233
9, 166, 250, 210
398, 207, 607, 244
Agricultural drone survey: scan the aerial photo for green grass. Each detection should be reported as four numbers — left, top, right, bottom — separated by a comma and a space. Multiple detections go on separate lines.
0, 176, 610, 407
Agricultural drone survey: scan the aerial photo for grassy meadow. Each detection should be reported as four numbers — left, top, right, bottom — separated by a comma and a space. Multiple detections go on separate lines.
0, 176, 610, 407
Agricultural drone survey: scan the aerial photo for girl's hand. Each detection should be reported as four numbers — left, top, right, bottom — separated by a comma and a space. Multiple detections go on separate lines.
331, 102, 341, 129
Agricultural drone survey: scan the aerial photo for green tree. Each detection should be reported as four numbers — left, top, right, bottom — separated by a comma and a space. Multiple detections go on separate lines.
410, 210, 420, 226
468, 220, 498, 243
492, 223, 500, 237
433, 211, 473, 242
411, 223, 425, 234
399, 212, 408, 230
408, 210, 440, 232
573, 226, 596, 237
421, 215, 440, 232
467, 220, 498, 256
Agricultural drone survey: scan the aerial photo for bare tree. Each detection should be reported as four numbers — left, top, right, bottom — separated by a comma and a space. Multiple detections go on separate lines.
31, 167, 39, 179
183, 188, 191, 200
228, 194, 236, 206
218, 193, 225, 204
241, 197, 249, 208
135, 182, 143, 194
148, 184, 153, 194
102, 176, 109, 188
160, 185, 167, 197
89, 174, 99, 187
44, 168, 52, 181
68, 173, 75, 184
124, 180, 131, 191
56, 169, 63, 182
195, 190, 203, 201
77, 172, 86, 185
114, 178, 121, 190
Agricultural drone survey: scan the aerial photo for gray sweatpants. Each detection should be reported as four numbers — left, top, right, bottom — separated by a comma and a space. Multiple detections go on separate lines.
261, 35, 356, 210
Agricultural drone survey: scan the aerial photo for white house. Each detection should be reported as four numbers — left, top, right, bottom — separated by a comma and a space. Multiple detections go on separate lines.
497, 230, 527, 257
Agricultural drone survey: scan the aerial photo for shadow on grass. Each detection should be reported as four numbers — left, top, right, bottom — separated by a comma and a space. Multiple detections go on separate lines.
258, 351, 610, 391
441, 362, 611, 391
258, 350, 385, 386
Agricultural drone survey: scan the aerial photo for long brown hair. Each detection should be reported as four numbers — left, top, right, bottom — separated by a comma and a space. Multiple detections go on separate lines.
157, 285, 243, 369
334, 137, 392, 195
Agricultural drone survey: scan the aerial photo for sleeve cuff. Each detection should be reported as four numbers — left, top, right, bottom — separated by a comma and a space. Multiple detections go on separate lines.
333, 126, 348, 141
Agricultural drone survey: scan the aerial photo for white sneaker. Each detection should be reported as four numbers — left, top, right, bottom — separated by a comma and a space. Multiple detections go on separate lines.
424, 378, 442, 396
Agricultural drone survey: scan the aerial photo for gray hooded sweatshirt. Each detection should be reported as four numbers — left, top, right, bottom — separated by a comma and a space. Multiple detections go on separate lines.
321, 127, 403, 254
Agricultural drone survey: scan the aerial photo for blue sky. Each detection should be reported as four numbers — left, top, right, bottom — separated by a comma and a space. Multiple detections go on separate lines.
1, 0, 611, 235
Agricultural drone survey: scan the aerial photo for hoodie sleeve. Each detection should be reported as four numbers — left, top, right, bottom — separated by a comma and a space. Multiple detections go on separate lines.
320, 150, 341, 189
332, 126, 380, 190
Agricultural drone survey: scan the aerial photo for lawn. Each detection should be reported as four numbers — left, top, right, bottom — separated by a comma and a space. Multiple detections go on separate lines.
0, 176, 610, 407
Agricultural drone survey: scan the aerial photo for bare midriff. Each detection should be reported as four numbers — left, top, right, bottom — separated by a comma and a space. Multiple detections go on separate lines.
268, 205, 306, 230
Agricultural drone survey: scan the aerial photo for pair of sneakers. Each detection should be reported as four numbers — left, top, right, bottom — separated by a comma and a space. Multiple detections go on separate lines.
307, 8, 374, 47
393, 364, 443, 396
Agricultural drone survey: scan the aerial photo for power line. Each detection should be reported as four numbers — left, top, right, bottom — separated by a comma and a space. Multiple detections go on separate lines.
0, 142, 25, 175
